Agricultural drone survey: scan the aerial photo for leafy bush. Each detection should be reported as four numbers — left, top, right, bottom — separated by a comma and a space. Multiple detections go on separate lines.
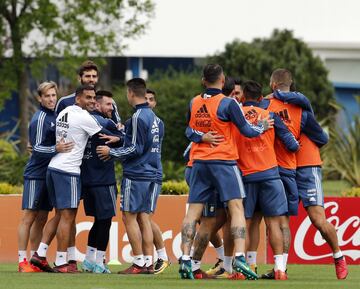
323, 114, 360, 187
342, 187, 360, 197
161, 180, 189, 195
0, 182, 23, 194
0, 139, 28, 185
162, 161, 186, 181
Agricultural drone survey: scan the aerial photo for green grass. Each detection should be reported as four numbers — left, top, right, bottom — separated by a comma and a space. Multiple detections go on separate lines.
323, 180, 351, 196
1, 263, 359, 289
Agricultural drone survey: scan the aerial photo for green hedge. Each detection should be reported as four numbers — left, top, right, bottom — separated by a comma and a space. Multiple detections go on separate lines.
342, 187, 360, 197
0, 182, 22, 194
161, 180, 189, 195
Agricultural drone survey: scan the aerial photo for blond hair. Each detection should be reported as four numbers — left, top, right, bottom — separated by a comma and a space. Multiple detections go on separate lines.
37, 81, 58, 97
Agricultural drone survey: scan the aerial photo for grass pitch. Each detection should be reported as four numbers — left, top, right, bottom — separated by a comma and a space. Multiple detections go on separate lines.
0, 263, 358, 289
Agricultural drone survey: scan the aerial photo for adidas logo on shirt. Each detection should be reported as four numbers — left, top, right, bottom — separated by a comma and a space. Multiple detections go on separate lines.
57, 112, 69, 128
195, 104, 210, 118
245, 109, 258, 121
151, 119, 159, 134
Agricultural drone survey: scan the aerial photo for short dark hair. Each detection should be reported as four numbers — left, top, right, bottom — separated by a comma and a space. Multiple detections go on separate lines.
234, 77, 243, 87
96, 90, 113, 101
270, 68, 292, 88
75, 84, 96, 97
202, 64, 223, 84
146, 88, 156, 96
222, 76, 235, 96
127, 78, 146, 97
77, 60, 98, 77
243, 80, 262, 100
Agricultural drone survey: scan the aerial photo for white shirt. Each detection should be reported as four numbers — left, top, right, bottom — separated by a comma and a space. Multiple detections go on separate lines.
49, 105, 102, 174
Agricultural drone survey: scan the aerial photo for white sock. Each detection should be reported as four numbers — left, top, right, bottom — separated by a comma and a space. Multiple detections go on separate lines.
214, 245, 225, 261
156, 247, 168, 261
274, 254, 285, 272
189, 246, 195, 258
133, 254, 145, 267
191, 259, 201, 272
55, 251, 67, 266
333, 251, 343, 259
246, 251, 257, 265
37, 242, 48, 258
182, 254, 191, 261
30, 250, 35, 258
144, 255, 153, 267
96, 250, 106, 265
283, 253, 288, 269
18, 250, 27, 263
67, 246, 76, 262
223, 256, 233, 274
85, 246, 96, 263
235, 252, 245, 258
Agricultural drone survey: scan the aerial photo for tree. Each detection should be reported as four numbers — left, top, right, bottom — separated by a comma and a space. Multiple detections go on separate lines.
0, 0, 154, 153
208, 29, 335, 120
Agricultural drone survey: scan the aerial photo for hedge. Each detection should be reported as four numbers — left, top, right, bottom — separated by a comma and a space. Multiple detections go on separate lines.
0, 181, 189, 196
0, 182, 22, 194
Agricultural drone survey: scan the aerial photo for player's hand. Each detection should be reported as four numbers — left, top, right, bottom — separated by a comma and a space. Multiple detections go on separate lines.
27, 142, 33, 155
55, 138, 74, 153
202, 131, 224, 147
96, 145, 111, 161
116, 123, 125, 130
99, 133, 120, 144
258, 114, 274, 131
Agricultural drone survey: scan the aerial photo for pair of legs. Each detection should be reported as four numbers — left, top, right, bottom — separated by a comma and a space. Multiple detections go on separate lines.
182, 199, 247, 258
123, 211, 153, 268
18, 210, 48, 262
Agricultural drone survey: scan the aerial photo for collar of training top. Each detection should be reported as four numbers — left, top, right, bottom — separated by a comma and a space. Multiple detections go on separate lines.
40, 104, 55, 114
243, 100, 261, 107
135, 102, 149, 109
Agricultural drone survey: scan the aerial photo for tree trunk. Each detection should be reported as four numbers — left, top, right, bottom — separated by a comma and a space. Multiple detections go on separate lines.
18, 69, 28, 154
10, 10, 29, 154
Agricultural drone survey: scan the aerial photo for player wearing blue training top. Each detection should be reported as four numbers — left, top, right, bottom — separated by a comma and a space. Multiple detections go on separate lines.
81, 90, 124, 274
97, 78, 164, 274
55, 60, 121, 125
18, 82, 74, 273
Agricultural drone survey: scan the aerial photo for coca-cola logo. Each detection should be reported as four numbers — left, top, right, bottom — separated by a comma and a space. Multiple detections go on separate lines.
294, 201, 360, 261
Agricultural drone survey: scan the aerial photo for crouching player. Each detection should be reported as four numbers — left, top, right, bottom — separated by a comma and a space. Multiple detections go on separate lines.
235, 81, 299, 280
97, 78, 164, 274
18, 82, 74, 272
81, 90, 124, 273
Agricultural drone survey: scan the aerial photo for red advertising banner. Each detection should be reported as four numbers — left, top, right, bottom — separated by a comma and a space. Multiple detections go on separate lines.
267, 197, 360, 264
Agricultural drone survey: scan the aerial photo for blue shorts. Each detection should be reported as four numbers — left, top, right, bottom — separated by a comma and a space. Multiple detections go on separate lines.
244, 179, 288, 218
203, 192, 226, 217
189, 162, 246, 203
280, 175, 299, 216
22, 179, 52, 211
121, 178, 161, 213
83, 184, 118, 220
186, 166, 226, 217
46, 168, 81, 209
296, 167, 324, 208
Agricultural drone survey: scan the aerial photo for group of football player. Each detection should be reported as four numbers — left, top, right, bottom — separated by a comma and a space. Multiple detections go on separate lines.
16, 60, 348, 280
17, 60, 168, 274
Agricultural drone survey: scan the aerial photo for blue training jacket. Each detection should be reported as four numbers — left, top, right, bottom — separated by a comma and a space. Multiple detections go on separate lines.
24, 105, 57, 179
81, 111, 124, 186
109, 103, 164, 183
55, 93, 121, 124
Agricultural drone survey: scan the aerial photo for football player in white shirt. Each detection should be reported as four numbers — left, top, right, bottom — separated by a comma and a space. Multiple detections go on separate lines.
31, 85, 103, 273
